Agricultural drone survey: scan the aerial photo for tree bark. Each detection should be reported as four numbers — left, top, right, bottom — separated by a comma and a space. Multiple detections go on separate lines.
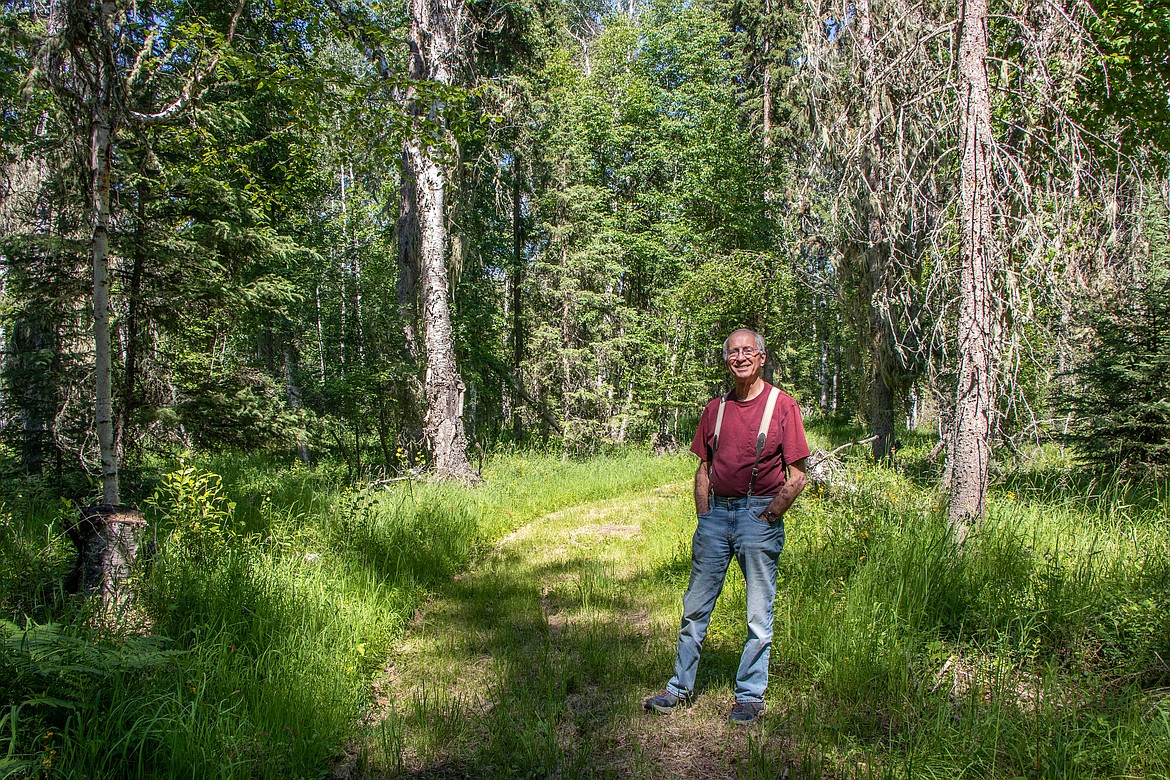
761, 0, 772, 153
411, 145, 474, 479
948, 0, 997, 539
315, 282, 327, 383
854, 0, 901, 463
398, 153, 421, 361
116, 181, 147, 468
510, 159, 525, 442
403, 0, 475, 481
870, 369, 896, 463
91, 81, 119, 505
66, 505, 147, 613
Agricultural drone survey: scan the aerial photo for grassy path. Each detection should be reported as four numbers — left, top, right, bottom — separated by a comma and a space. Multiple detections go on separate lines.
349, 481, 789, 779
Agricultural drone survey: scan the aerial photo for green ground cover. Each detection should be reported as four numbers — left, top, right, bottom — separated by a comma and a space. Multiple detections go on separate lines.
1, 436, 1168, 778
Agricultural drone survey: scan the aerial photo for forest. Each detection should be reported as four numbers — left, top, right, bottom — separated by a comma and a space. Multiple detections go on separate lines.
1, 0, 1169, 777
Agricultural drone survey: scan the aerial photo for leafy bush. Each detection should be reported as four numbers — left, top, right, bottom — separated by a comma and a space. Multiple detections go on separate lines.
145, 462, 238, 560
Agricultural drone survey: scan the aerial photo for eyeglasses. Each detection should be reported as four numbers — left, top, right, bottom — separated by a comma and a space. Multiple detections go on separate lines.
726, 347, 760, 359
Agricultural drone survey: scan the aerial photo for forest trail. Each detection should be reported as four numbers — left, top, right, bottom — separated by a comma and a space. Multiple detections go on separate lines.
346, 481, 789, 779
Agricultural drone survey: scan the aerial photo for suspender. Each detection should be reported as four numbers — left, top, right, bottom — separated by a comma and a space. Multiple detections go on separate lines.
709, 386, 781, 497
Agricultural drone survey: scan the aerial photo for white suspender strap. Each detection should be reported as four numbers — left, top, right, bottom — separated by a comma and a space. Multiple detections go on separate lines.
747, 387, 781, 496
755, 387, 780, 457
712, 395, 728, 454
708, 393, 730, 486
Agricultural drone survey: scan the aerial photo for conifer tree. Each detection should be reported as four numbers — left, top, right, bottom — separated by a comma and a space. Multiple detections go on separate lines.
1060, 275, 1170, 475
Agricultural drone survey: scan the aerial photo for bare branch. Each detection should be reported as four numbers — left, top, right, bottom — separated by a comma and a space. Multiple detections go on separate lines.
128, 0, 246, 127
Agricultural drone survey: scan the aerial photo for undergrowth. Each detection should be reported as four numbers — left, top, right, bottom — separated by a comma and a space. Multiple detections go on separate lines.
0, 449, 685, 778
0, 440, 1167, 778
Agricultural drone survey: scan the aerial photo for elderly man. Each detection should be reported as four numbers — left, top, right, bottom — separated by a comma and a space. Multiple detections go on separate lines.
645, 328, 809, 724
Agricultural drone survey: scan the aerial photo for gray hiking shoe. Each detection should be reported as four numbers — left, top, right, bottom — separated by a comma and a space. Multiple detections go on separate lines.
643, 690, 688, 713
728, 701, 765, 724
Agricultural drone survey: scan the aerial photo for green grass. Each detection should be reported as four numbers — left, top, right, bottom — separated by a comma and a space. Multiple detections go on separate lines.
1, 439, 1168, 778
0, 449, 690, 778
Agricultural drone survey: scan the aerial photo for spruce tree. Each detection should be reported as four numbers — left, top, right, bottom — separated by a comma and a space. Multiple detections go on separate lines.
1060, 276, 1170, 475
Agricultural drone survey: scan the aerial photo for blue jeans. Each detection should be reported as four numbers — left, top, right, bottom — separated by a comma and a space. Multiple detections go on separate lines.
667, 495, 785, 703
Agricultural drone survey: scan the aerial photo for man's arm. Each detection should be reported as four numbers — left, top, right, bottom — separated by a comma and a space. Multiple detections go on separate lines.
694, 461, 711, 515
762, 457, 807, 521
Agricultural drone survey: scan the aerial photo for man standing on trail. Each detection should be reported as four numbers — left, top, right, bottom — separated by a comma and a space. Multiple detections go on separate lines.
645, 328, 809, 724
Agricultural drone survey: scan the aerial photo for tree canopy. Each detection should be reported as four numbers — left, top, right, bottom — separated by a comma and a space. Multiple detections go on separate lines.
1, 0, 1166, 515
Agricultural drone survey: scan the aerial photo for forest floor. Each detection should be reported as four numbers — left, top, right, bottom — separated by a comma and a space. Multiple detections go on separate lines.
340, 480, 791, 779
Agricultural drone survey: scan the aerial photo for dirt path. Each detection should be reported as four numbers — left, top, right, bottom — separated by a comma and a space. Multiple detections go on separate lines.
342, 482, 792, 779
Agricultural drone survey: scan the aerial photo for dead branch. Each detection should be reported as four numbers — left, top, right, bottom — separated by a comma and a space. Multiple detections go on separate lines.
128, 0, 246, 127
810, 434, 879, 469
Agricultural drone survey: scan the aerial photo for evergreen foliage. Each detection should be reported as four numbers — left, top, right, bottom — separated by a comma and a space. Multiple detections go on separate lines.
1060, 275, 1170, 475
0, 0, 1165, 488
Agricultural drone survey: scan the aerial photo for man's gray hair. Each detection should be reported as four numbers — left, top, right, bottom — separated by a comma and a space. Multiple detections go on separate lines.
722, 329, 766, 359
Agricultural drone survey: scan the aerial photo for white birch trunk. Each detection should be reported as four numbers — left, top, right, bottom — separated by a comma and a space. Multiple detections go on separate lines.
411, 143, 474, 478
91, 90, 119, 504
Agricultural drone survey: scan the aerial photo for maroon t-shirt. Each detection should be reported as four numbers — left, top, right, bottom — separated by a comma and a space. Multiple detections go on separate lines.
689, 383, 811, 497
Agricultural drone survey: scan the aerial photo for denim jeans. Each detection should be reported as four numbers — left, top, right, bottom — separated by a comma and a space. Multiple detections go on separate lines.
666, 494, 785, 703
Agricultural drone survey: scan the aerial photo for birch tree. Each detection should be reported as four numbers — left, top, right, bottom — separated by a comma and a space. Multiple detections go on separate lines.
31, 0, 243, 504
401, 0, 477, 479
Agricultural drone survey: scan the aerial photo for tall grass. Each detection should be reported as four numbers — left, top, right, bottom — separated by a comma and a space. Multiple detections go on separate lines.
757, 449, 1170, 778
0, 449, 688, 778
2, 442, 1168, 778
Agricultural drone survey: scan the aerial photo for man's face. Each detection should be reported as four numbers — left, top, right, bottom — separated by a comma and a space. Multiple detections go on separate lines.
725, 331, 765, 383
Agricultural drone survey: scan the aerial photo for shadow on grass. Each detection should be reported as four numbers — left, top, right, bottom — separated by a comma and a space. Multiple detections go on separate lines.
372, 540, 769, 780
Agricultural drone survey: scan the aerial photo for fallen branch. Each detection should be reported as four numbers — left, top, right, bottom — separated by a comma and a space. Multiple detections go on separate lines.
809, 435, 878, 469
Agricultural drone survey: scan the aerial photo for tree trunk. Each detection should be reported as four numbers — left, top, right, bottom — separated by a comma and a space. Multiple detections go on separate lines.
820, 334, 830, 412
560, 242, 574, 456
398, 152, 421, 361
854, 0, 902, 463
315, 282, 327, 383
0, 262, 6, 423
338, 266, 347, 378
761, 0, 773, 154
91, 92, 119, 505
403, 0, 475, 481
411, 143, 474, 479
510, 160, 525, 442
870, 369, 896, 462
948, 0, 997, 539
117, 182, 147, 467
14, 320, 53, 474
66, 505, 147, 614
